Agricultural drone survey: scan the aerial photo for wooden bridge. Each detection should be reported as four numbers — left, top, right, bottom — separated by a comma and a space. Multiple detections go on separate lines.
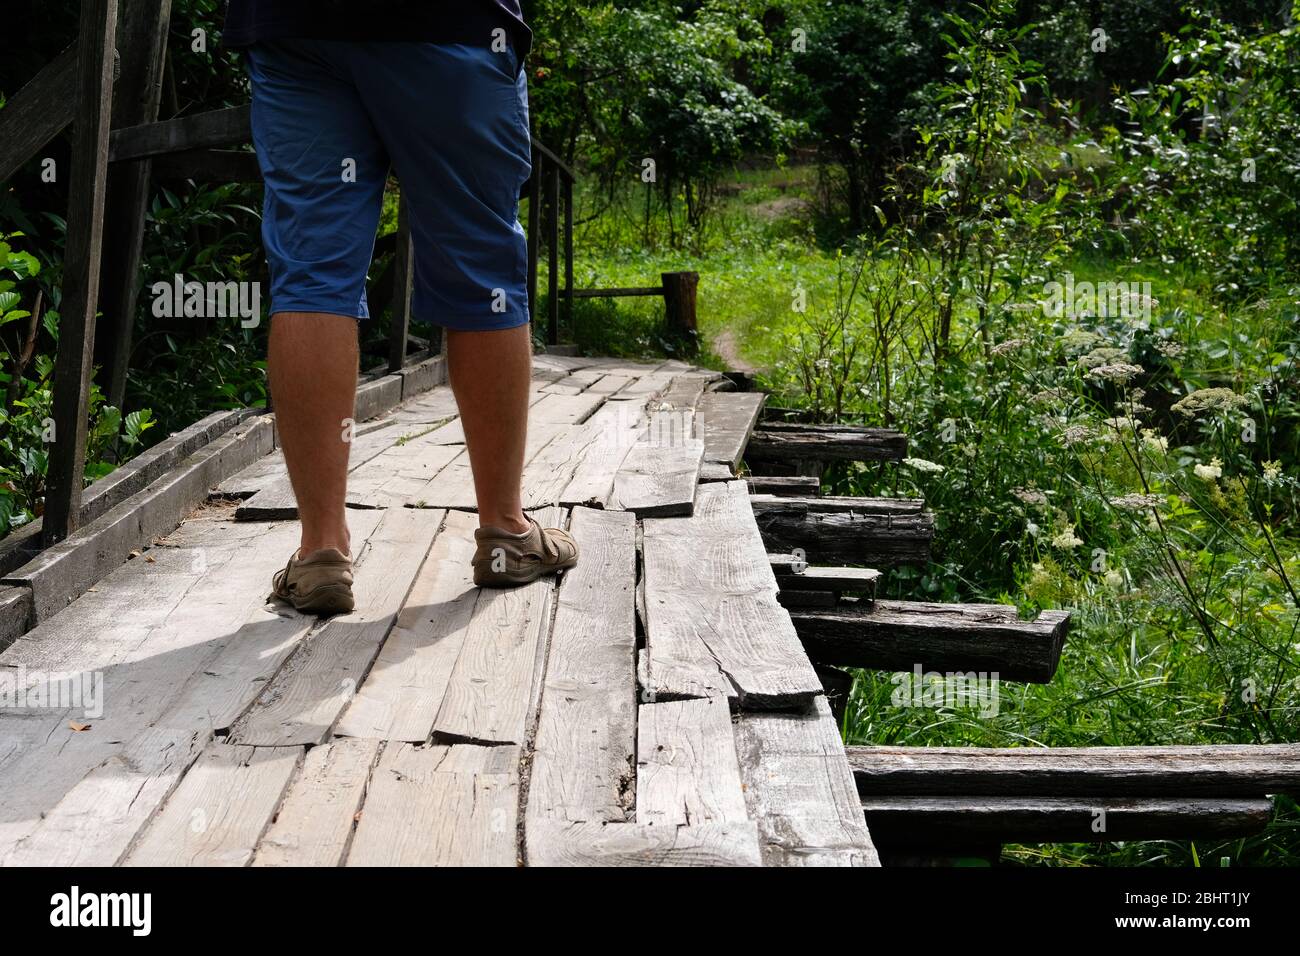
4, 352, 1294, 866
3, 2, 1298, 868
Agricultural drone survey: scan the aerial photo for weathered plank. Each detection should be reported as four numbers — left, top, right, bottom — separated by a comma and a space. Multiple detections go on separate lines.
108, 104, 251, 162
640, 480, 822, 708
334, 510, 479, 741
861, 795, 1274, 845
746, 475, 821, 496
406, 422, 565, 511
636, 697, 748, 826
2, 727, 206, 867
252, 737, 382, 866
0, 516, 309, 855
345, 430, 463, 509
229, 508, 443, 745
746, 422, 908, 464
558, 402, 644, 507
734, 697, 880, 866
529, 392, 605, 425
527, 821, 763, 867
235, 420, 408, 519
385, 385, 458, 424
695, 392, 766, 470
525, 508, 637, 826
752, 502, 934, 566
790, 601, 1071, 684
610, 369, 674, 403
432, 506, 563, 745
610, 437, 704, 517
750, 494, 924, 515
346, 743, 519, 866
769, 557, 881, 599
846, 744, 1300, 797
123, 742, 302, 867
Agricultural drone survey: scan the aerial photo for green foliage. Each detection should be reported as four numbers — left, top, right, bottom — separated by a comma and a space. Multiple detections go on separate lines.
0, 236, 155, 534
1106, 4, 1300, 292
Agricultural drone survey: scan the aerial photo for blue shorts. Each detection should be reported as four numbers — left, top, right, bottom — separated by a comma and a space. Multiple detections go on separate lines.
244, 39, 532, 331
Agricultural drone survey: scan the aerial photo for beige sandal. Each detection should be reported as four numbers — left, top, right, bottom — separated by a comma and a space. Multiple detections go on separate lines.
269, 547, 355, 615
472, 516, 579, 588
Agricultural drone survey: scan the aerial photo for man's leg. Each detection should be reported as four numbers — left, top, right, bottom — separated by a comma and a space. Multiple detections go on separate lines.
445, 324, 532, 535
269, 312, 358, 557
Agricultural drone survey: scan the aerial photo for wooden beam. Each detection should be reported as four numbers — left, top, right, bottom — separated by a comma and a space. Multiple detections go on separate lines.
98, 0, 174, 414
862, 795, 1274, 846
0, 44, 122, 184
746, 475, 820, 496
752, 499, 934, 566
107, 104, 250, 162
747, 422, 908, 465
148, 147, 260, 182
43, 0, 120, 546
790, 600, 1070, 683
847, 743, 1300, 797
768, 555, 881, 600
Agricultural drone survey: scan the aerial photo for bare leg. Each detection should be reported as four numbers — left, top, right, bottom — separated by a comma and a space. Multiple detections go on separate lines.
445, 324, 532, 534
268, 312, 358, 557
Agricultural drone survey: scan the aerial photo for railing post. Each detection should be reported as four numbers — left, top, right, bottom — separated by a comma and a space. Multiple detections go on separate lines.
547, 164, 559, 346
43, 0, 120, 546
662, 270, 699, 351
97, 0, 172, 416
563, 174, 573, 336
387, 193, 414, 371
526, 147, 540, 333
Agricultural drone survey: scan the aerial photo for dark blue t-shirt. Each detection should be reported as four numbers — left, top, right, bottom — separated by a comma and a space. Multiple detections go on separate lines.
222, 1, 531, 62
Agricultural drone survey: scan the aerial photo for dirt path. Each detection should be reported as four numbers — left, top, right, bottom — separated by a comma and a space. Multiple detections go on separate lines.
711, 327, 759, 374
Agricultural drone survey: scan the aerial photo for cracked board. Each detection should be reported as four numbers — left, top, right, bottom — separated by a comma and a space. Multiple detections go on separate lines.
640, 480, 823, 708
525, 508, 637, 832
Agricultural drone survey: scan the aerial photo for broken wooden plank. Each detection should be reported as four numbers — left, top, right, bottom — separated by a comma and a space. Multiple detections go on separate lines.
790, 601, 1071, 683
334, 510, 479, 741
432, 506, 563, 745
636, 697, 748, 826
846, 743, 1300, 797
734, 697, 880, 866
609, 437, 704, 517
346, 743, 519, 866
640, 481, 822, 708
229, 508, 443, 745
123, 742, 302, 867
696, 392, 765, 470
252, 737, 382, 866
526, 821, 763, 867
525, 508, 637, 825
